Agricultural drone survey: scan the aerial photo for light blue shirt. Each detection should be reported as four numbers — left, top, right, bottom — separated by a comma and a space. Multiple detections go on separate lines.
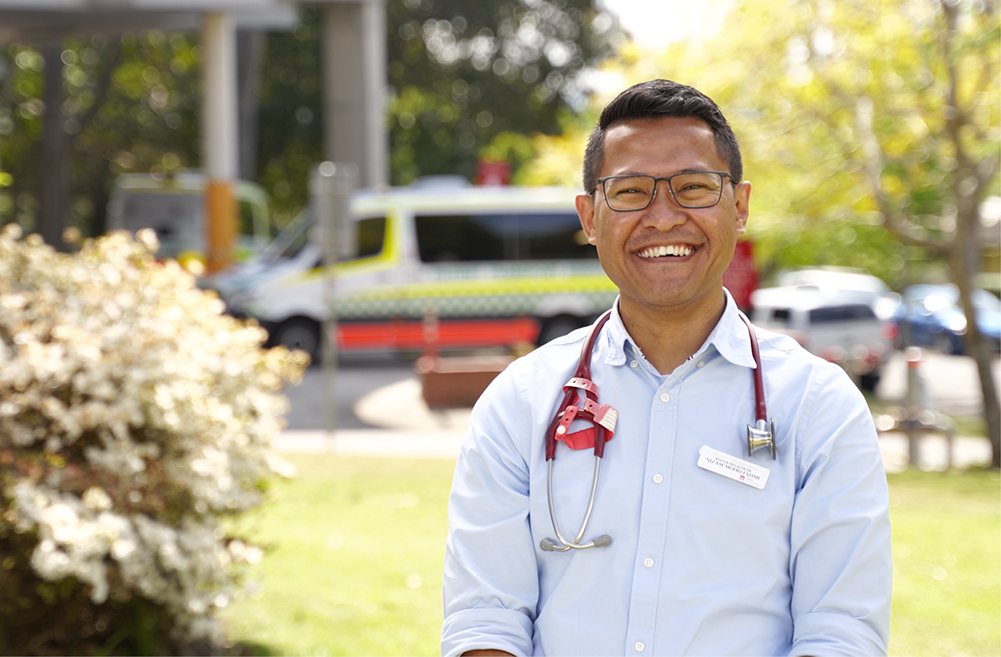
442, 293, 892, 656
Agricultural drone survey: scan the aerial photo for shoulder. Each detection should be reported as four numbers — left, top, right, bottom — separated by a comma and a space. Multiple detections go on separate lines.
491, 326, 591, 396
472, 325, 592, 417
752, 324, 865, 405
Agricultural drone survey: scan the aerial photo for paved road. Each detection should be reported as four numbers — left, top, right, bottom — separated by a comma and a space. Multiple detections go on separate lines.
876, 350, 1001, 416
283, 354, 417, 431
285, 349, 1000, 431
279, 349, 997, 471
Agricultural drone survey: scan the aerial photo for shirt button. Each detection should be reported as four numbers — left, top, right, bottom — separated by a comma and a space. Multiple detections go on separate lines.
697, 361, 705, 367
643, 557, 654, 568
653, 474, 663, 484
635, 641, 646, 652
660, 392, 670, 403
630, 360, 639, 369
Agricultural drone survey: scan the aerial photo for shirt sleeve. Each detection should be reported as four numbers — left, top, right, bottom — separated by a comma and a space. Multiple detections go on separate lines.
441, 365, 539, 657
788, 364, 893, 656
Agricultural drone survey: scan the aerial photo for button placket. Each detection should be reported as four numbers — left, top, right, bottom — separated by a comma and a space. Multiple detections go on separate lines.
625, 376, 676, 657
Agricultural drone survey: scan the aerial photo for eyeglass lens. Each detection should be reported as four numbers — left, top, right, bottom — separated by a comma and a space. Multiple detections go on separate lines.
603, 173, 726, 210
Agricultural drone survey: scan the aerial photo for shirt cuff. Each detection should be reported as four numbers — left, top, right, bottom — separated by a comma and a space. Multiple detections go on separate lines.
442, 607, 534, 657
791, 610, 888, 656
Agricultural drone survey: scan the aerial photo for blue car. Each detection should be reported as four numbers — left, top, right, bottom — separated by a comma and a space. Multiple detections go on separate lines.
894, 284, 1001, 354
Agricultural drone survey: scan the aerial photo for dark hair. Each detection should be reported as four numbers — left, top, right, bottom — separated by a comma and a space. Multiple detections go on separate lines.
582, 79, 743, 193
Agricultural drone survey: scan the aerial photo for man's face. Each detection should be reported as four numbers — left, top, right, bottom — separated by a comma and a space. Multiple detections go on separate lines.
575, 116, 750, 318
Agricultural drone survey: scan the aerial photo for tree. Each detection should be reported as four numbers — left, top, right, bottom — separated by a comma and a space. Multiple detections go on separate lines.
252, 11, 325, 228
718, 0, 1000, 465
0, 33, 202, 244
385, 0, 623, 184
238, 0, 624, 224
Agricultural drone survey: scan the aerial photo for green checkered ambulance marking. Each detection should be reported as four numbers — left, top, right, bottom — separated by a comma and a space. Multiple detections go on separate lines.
334, 275, 618, 320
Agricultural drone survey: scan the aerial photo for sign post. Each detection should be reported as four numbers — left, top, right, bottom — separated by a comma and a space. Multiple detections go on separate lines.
310, 161, 358, 444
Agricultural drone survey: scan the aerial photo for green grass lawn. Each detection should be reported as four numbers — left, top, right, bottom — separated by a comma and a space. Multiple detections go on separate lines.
221, 455, 1000, 656
886, 469, 1000, 656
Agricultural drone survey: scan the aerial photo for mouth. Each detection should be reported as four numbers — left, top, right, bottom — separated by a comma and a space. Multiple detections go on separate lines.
637, 244, 696, 259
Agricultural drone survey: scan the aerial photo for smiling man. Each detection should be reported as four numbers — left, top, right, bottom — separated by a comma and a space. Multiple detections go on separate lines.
441, 80, 892, 657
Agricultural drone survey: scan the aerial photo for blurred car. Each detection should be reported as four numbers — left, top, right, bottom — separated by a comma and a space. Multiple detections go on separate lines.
750, 285, 897, 391
893, 284, 1001, 355
774, 267, 901, 321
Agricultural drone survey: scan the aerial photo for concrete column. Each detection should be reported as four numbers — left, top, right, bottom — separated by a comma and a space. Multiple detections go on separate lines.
321, 0, 387, 189
201, 11, 238, 273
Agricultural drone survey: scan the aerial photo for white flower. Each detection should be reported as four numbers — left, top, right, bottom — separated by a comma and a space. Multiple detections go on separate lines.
1, 230, 304, 643
82, 487, 113, 512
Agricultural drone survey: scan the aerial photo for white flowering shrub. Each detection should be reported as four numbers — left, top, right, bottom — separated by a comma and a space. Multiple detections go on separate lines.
0, 226, 307, 655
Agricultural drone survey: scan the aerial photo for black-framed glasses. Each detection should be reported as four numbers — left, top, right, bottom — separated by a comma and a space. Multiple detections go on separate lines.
598, 172, 735, 211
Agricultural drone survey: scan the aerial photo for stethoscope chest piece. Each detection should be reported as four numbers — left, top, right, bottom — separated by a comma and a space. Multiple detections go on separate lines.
747, 418, 777, 460
738, 313, 777, 461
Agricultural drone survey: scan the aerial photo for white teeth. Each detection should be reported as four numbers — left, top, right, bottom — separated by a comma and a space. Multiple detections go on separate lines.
638, 244, 694, 258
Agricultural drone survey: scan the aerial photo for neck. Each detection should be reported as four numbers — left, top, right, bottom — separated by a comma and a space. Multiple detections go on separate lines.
618, 290, 727, 375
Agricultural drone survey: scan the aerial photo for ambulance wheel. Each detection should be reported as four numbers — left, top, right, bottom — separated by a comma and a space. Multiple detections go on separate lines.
859, 369, 881, 393
275, 318, 321, 365
537, 315, 584, 346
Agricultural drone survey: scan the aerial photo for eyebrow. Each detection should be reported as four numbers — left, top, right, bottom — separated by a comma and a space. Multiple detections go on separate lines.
604, 169, 722, 178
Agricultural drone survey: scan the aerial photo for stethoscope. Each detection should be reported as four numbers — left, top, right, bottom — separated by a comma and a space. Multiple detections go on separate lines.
539, 309, 776, 553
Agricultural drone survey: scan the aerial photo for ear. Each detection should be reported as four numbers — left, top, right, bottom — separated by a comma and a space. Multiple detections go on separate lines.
575, 193, 597, 244
733, 180, 751, 237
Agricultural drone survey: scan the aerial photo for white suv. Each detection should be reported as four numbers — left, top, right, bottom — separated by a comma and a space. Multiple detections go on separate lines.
750, 285, 897, 391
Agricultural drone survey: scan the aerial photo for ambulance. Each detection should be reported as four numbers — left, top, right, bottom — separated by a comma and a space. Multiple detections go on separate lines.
106, 172, 273, 272
202, 183, 618, 360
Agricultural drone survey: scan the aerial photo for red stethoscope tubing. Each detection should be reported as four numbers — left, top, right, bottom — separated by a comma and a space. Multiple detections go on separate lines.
739, 312, 768, 424
540, 309, 774, 553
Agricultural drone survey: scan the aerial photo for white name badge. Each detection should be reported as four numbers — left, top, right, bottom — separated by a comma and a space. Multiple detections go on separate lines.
697, 445, 770, 490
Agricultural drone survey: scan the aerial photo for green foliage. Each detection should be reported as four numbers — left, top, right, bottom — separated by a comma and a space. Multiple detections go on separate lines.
718, 0, 1001, 287
0, 32, 202, 239
0, 0, 622, 239
385, 0, 623, 185
254, 9, 324, 229
251, 0, 623, 218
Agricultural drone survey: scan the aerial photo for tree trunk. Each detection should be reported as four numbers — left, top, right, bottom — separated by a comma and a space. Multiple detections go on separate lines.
948, 220, 1001, 469
39, 44, 70, 251
974, 344, 1001, 468
237, 29, 264, 183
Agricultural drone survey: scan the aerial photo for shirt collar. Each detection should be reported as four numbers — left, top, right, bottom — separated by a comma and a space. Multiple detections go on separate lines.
604, 299, 631, 367
602, 290, 757, 370
703, 289, 757, 369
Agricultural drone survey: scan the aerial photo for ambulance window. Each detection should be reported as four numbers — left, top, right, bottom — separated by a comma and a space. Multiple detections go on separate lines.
515, 212, 596, 260
355, 216, 386, 258
415, 214, 508, 262
809, 304, 875, 323
415, 212, 594, 262
238, 199, 256, 236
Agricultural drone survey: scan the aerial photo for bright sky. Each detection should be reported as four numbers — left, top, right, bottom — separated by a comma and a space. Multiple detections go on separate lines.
599, 0, 731, 49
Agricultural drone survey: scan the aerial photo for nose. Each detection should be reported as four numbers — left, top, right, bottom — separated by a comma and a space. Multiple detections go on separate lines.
642, 179, 688, 231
